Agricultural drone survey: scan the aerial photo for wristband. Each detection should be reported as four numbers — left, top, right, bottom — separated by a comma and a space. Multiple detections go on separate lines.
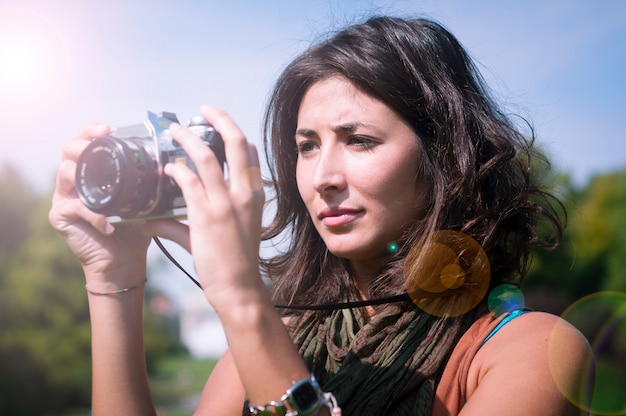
247, 374, 341, 415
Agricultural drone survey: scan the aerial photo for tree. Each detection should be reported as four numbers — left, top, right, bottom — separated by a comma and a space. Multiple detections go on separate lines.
0, 165, 93, 414
0, 164, 37, 255
569, 170, 626, 293
0, 164, 183, 415
525, 169, 626, 307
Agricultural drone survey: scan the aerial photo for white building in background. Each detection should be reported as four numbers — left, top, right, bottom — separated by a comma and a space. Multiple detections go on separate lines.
146, 240, 277, 359
179, 291, 228, 359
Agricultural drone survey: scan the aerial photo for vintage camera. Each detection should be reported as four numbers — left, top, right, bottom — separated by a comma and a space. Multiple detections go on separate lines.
75, 111, 225, 223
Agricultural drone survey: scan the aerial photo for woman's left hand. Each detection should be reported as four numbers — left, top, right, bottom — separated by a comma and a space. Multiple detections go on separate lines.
163, 105, 266, 310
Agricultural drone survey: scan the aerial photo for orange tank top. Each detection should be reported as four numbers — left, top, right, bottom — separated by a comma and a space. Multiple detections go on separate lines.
431, 311, 503, 415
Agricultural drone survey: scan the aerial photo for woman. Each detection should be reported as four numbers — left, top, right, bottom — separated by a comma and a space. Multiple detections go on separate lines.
49, 16, 592, 415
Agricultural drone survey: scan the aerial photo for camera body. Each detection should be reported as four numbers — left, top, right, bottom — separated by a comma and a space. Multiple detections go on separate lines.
75, 111, 225, 223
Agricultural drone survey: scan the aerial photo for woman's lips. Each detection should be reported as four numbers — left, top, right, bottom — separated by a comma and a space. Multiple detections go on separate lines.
318, 207, 363, 227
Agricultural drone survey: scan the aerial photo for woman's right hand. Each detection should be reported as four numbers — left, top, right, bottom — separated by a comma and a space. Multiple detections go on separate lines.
48, 123, 154, 288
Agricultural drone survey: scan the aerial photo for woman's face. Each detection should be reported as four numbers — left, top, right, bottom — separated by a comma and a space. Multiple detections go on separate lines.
296, 76, 426, 277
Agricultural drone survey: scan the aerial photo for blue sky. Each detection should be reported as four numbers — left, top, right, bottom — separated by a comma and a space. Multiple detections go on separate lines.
0, 0, 625, 193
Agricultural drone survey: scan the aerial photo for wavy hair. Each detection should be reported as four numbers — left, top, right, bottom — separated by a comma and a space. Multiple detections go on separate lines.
260, 16, 564, 307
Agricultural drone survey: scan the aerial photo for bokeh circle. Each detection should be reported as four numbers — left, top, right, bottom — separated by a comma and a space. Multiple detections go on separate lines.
487, 283, 525, 316
403, 230, 490, 317
549, 291, 626, 415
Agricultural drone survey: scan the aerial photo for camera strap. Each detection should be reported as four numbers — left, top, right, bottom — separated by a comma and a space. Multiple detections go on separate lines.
152, 237, 412, 311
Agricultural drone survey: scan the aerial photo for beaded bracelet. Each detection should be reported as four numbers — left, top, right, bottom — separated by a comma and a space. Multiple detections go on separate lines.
85, 278, 147, 296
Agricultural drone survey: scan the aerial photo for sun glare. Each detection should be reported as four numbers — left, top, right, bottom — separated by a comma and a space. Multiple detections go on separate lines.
0, 39, 40, 84
0, 7, 70, 108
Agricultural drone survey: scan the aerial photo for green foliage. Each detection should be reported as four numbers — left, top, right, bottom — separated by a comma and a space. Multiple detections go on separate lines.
0, 166, 89, 415
526, 169, 626, 304
0, 165, 37, 255
149, 354, 217, 412
143, 290, 188, 372
0, 164, 183, 415
571, 171, 626, 293
524, 169, 626, 414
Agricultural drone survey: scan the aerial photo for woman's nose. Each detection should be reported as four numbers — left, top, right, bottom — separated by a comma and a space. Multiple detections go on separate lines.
312, 147, 346, 194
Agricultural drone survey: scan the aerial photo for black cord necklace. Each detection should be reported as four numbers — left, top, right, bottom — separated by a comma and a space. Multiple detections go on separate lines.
153, 237, 411, 311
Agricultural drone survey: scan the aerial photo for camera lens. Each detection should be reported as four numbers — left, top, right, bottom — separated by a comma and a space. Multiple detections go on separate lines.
75, 137, 158, 217
84, 152, 119, 199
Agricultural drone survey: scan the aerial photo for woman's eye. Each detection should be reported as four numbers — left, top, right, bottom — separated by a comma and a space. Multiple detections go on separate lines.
296, 141, 317, 155
348, 136, 376, 149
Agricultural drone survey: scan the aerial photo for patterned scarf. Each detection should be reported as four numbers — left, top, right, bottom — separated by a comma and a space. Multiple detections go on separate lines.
286, 303, 479, 416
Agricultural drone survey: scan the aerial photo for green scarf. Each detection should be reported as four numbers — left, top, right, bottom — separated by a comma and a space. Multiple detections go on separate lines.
286, 303, 478, 415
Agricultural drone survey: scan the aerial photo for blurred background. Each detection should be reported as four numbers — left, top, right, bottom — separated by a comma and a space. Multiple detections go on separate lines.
0, 0, 624, 414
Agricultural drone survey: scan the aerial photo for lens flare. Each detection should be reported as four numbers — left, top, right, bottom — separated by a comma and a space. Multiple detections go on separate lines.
403, 230, 490, 317
0, 7, 71, 113
387, 241, 399, 254
549, 291, 626, 415
487, 283, 525, 316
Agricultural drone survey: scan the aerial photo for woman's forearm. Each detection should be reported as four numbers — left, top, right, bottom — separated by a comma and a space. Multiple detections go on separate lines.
87, 271, 156, 416
211, 282, 314, 412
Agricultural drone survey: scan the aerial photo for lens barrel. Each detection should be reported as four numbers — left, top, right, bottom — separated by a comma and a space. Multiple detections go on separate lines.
75, 137, 158, 217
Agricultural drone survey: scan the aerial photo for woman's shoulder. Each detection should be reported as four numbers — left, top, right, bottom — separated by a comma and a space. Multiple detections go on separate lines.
470, 311, 590, 370
463, 311, 592, 415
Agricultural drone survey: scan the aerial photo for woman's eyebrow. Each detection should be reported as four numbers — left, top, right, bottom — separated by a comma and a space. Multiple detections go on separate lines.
336, 122, 363, 133
295, 122, 381, 137
335, 121, 384, 135
295, 128, 316, 138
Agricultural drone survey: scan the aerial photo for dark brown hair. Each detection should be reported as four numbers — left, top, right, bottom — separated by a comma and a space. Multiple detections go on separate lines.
260, 16, 564, 307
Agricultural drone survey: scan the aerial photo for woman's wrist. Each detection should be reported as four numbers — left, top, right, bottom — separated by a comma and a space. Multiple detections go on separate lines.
210, 286, 315, 411
207, 280, 275, 326
85, 278, 147, 296
82, 264, 148, 297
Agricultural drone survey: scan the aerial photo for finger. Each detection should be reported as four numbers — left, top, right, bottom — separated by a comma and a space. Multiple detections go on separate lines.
243, 143, 263, 193
51, 157, 115, 236
164, 159, 215, 219
62, 123, 111, 161
78, 122, 111, 140
145, 219, 191, 252
53, 123, 111, 204
168, 122, 227, 199
200, 105, 254, 191
52, 160, 78, 204
49, 196, 114, 237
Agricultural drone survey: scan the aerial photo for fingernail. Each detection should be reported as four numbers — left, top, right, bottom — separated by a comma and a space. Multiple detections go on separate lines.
104, 222, 115, 234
